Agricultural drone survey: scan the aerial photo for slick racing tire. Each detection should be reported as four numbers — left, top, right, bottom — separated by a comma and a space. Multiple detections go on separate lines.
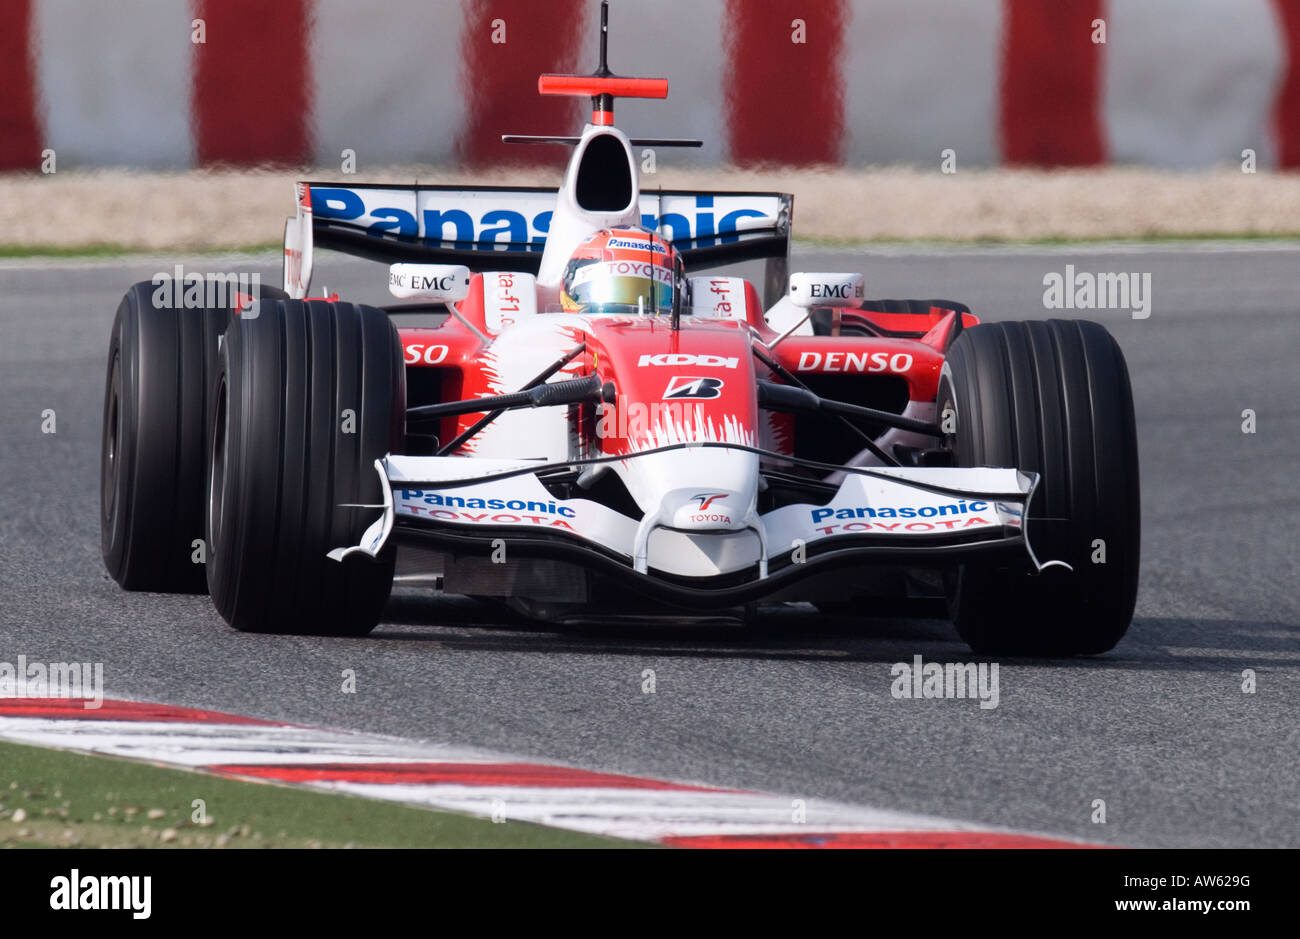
100, 279, 287, 592
940, 320, 1140, 656
206, 299, 405, 635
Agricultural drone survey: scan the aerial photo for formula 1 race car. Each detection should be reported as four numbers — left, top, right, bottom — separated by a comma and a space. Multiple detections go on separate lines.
99, 3, 1139, 655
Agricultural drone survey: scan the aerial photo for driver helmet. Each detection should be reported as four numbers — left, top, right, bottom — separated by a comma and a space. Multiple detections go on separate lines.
559, 227, 686, 315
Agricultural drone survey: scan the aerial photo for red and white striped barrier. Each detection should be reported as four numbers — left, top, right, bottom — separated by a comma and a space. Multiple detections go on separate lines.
0, 698, 1097, 848
2, 0, 1297, 170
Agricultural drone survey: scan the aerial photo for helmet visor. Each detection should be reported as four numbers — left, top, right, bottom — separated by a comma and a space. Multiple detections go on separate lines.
564, 258, 675, 315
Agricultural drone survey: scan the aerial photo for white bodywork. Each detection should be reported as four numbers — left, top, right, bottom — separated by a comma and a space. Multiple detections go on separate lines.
374, 457, 1037, 579
536, 125, 643, 287
387, 263, 471, 302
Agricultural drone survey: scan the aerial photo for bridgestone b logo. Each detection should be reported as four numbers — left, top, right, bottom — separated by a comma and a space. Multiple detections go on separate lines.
664, 376, 724, 399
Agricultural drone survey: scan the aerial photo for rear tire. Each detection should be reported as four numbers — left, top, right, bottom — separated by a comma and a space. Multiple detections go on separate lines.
100, 278, 286, 592
940, 320, 1140, 655
205, 299, 405, 635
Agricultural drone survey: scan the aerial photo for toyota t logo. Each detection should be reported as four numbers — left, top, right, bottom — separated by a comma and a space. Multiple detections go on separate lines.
691, 493, 727, 511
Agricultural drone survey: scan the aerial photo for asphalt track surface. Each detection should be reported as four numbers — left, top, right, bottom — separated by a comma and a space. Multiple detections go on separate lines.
2, 243, 1297, 848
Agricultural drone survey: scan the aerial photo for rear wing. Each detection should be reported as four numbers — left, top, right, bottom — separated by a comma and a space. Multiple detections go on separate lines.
283, 182, 792, 303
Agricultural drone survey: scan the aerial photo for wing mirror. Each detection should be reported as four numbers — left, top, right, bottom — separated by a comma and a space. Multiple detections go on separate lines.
788, 272, 864, 309
388, 263, 471, 302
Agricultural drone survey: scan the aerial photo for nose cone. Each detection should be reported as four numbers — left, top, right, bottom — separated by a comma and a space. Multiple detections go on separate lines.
618, 448, 760, 532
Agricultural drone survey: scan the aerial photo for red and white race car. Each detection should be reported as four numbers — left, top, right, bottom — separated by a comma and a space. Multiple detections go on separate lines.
100, 4, 1139, 654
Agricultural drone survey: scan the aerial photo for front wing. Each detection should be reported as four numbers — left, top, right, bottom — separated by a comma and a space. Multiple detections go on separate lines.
330, 450, 1063, 604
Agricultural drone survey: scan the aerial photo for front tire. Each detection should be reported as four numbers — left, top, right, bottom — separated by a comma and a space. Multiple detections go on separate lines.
205, 299, 405, 635
100, 279, 286, 592
940, 320, 1140, 655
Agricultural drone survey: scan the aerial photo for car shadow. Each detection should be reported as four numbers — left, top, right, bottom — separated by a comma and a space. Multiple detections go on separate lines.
373, 591, 1300, 671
